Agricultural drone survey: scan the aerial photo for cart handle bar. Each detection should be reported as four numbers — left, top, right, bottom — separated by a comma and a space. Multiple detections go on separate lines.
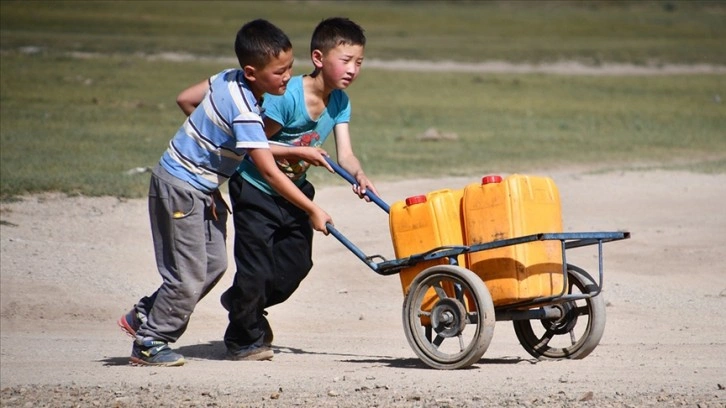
324, 156, 390, 213
326, 222, 382, 273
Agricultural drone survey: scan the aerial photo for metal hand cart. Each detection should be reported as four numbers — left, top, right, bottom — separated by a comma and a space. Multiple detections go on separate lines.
324, 158, 630, 370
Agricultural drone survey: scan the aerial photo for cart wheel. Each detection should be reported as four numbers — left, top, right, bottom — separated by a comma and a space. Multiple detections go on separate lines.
402, 265, 495, 370
513, 264, 606, 360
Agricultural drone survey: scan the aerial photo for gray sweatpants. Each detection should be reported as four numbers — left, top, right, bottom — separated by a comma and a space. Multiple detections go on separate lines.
134, 165, 228, 344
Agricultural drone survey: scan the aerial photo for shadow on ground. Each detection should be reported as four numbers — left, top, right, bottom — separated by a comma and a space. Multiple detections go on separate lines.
101, 340, 536, 369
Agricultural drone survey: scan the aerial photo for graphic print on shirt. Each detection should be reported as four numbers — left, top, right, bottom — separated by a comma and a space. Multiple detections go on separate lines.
275, 130, 321, 180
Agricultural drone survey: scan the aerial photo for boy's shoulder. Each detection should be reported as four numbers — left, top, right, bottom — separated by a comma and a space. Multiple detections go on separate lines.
209, 68, 258, 98
210, 68, 243, 85
286, 75, 305, 92
207, 69, 260, 115
329, 88, 350, 105
264, 75, 303, 101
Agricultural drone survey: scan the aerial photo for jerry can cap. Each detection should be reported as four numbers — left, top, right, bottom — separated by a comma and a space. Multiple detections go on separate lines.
405, 195, 427, 206
482, 175, 503, 185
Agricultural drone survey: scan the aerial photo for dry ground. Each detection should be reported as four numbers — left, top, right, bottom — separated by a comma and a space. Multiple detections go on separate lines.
1, 167, 725, 407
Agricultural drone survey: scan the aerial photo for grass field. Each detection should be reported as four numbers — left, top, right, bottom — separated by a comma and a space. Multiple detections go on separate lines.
1, 0, 725, 199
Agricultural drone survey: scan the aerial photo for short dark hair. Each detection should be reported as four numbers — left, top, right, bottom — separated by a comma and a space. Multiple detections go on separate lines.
234, 19, 292, 69
310, 17, 366, 55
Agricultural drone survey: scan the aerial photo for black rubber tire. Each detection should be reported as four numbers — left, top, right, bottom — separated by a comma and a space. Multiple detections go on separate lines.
402, 265, 495, 369
513, 264, 606, 360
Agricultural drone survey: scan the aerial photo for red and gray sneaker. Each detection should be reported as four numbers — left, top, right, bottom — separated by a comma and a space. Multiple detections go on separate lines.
117, 309, 146, 338
130, 339, 185, 367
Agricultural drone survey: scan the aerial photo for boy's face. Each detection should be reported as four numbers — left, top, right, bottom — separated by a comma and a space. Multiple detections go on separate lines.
245, 48, 294, 99
316, 43, 364, 89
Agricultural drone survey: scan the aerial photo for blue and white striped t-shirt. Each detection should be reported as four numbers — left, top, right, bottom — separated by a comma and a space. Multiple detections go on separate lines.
160, 69, 269, 193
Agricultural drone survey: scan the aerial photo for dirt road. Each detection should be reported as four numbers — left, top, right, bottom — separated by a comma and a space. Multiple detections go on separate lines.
1, 168, 725, 407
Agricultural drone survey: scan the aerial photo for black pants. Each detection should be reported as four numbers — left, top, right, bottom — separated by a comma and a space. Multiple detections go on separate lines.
224, 173, 314, 351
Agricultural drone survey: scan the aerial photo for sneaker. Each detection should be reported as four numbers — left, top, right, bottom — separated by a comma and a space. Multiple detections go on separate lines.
227, 345, 274, 361
117, 309, 146, 338
220, 290, 274, 346
130, 339, 185, 367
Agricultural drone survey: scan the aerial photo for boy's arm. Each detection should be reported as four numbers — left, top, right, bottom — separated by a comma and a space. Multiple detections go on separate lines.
333, 123, 379, 199
263, 117, 334, 173
176, 79, 210, 116
263, 116, 283, 138
247, 148, 332, 233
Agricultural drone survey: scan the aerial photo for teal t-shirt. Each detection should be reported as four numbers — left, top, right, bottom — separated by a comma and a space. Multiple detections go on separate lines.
239, 75, 351, 195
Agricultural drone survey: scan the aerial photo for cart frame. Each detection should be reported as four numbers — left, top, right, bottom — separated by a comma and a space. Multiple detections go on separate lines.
323, 157, 630, 369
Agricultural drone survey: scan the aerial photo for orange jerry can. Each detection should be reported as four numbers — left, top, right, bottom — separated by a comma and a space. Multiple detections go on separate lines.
389, 188, 465, 296
462, 174, 564, 306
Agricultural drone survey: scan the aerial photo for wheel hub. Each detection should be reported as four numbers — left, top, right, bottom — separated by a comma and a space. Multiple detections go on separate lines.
430, 298, 467, 338
545, 302, 578, 335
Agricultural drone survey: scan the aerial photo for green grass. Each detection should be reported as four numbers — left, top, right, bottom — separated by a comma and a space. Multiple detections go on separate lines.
1, 1, 725, 199
0, 54, 204, 198
331, 70, 726, 179
2, 0, 725, 64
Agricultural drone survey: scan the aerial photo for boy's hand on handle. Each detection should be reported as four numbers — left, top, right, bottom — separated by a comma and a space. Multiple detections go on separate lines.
352, 172, 378, 202
297, 147, 334, 173
309, 207, 333, 235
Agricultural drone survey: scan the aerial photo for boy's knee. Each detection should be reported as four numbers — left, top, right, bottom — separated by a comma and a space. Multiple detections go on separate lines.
294, 260, 313, 281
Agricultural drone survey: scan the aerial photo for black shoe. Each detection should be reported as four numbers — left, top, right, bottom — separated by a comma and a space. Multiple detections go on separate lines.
227, 345, 274, 361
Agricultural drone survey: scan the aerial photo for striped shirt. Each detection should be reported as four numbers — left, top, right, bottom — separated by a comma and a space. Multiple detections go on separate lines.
160, 69, 269, 193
